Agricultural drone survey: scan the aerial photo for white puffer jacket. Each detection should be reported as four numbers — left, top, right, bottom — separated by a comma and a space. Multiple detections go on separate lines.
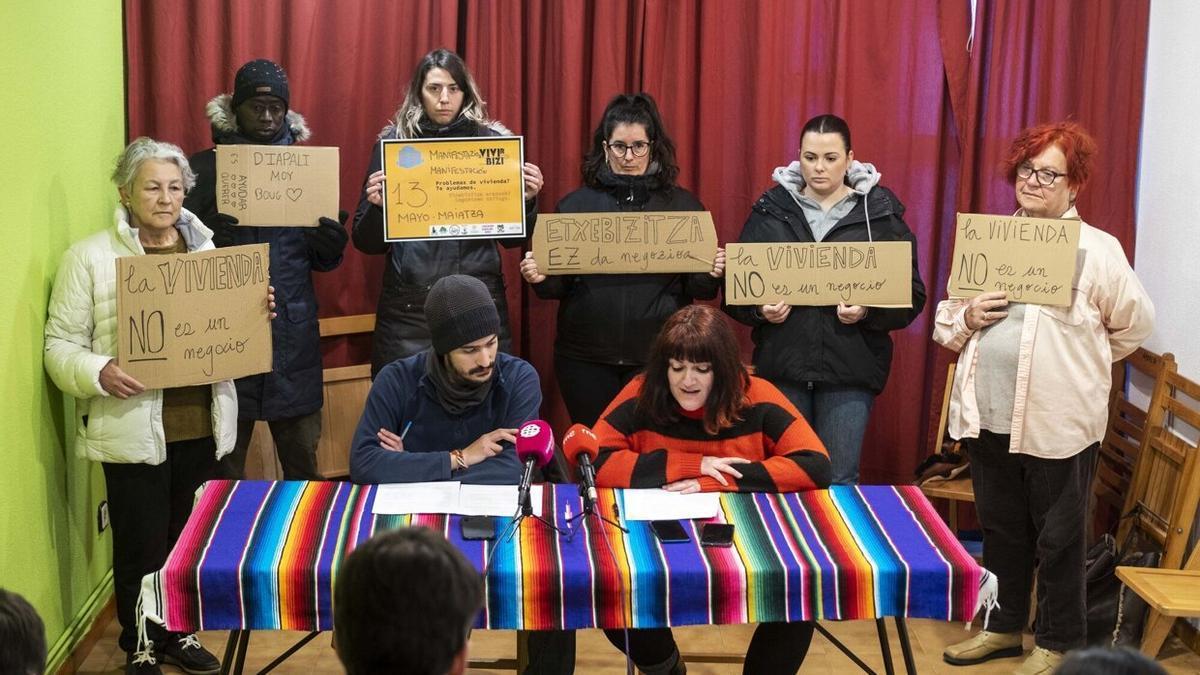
44, 206, 237, 465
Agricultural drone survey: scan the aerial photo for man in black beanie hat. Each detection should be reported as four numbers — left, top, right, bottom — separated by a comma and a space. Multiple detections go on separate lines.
349, 275, 542, 484
183, 59, 348, 485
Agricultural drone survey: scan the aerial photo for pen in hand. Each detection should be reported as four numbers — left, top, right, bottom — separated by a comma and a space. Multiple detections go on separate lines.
377, 421, 412, 452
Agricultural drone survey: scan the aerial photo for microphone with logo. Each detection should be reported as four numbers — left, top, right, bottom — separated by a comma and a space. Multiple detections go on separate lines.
512, 419, 561, 534
562, 423, 627, 538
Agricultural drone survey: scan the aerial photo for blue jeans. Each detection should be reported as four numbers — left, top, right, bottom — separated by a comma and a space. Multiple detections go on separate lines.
775, 381, 874, 485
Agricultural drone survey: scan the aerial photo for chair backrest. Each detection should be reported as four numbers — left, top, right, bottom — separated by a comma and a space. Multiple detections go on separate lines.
315, 314, 378, 478
1118, 369, 1200, 570
1095, 349, 1177, 520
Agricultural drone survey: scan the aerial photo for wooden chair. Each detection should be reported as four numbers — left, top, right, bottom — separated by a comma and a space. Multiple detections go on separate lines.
1113, 369, 1200, 658
918, 363, 974, 533
1095, 349, 1177, 530
312, 314, 377, 478
242, 313, 377, 480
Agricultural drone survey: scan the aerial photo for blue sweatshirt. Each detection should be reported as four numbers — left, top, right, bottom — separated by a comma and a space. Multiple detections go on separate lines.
349, 351, 542, 484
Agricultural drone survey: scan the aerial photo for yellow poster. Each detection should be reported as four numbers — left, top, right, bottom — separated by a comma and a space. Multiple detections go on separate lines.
381, 136, 526, 242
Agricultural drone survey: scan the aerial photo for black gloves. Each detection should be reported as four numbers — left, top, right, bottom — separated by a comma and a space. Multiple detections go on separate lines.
306, 210, 349, 259
209, 213, 239, 248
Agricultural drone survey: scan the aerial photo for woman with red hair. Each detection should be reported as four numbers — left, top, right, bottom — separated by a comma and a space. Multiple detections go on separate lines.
936, 122, 1155, 674
592, 304, 830, 674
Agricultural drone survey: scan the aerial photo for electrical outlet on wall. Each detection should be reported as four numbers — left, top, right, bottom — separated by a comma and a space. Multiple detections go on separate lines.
97, 500, 109, 534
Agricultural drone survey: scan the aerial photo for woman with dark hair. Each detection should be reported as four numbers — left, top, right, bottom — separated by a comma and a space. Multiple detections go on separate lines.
725, 113, 925, 485
354, 48, 544, 376
520, 93, 725, 426
937, 122, 1153, 674
591, 304, 830, 674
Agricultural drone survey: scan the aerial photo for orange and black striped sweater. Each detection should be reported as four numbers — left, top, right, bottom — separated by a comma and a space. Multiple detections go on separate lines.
593, 375, 831, 492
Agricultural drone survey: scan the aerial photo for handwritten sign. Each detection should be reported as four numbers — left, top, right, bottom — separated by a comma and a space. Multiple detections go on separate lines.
724, 241, 913, 306
531, 211, 717, 274
116, 244, 272, 389
948, 213, 1080, 306
381, 137, 526, 242
216, 145, 339, 227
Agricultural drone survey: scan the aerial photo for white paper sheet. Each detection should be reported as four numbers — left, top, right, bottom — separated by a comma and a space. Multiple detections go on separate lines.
372, 481, 461, 515
620, 488, 721, 521
459, 484, 544, 517
371, 481, 543, 517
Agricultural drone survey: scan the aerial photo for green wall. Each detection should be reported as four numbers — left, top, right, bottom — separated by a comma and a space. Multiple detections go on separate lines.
0, 2, 125, 669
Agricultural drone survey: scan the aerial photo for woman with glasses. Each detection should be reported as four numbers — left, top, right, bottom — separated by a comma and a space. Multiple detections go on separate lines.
725, 114, 925, 485
936, 122, 1153, 674
353, 49, 544, 376
520, 93, 725, 426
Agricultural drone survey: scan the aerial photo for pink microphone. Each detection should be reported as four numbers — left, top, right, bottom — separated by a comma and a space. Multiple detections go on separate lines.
515, 420, 555, 516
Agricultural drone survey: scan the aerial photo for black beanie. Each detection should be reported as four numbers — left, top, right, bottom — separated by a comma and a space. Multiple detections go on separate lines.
232, 59, 290, 110
425, 275, 501, 355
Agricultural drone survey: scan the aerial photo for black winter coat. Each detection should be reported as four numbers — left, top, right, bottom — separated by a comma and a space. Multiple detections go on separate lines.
531, 174, 720, 365
184, 106, 343, 420
724, 184, 925, 394
352, 119, 534, 376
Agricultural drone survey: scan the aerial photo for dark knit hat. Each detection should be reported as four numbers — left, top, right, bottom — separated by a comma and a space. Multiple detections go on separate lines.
425, 275, 501, 355
232, 59, 290, 110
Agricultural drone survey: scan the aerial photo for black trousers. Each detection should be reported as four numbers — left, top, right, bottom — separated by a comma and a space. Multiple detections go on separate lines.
554, 355, 642, 426
966, 430, 1097, 652
603, 622, 814, 674
217, 411, 322, 480
102, 436, 217, 653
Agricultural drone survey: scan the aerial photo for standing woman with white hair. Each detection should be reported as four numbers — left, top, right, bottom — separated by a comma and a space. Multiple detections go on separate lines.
43, 137, 274, 674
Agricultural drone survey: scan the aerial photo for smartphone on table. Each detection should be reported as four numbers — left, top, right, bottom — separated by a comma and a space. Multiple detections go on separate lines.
700, 523, 735, 547
461, 515, 497, 541
650, 519, 690, 544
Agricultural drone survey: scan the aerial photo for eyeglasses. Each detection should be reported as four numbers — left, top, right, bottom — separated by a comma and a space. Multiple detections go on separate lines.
1016, 163, 1067, 187
606, 140, 652, 158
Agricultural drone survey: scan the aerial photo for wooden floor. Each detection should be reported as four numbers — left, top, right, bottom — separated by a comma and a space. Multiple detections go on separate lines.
75, 614, 1200, 674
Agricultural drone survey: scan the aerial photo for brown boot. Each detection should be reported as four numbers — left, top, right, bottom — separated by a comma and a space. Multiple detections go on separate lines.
942, 630, 1024, 665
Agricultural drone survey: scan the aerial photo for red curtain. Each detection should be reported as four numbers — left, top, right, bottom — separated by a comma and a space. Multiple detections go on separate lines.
124, 0, 1149, 483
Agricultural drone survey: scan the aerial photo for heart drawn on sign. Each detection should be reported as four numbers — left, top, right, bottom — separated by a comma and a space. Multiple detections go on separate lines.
286, 188, 303, 202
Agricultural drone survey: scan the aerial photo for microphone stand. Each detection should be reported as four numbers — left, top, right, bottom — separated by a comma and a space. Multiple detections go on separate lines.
506, 474, 563, 541
565, 458, 626, 541
564, 488, 626, 542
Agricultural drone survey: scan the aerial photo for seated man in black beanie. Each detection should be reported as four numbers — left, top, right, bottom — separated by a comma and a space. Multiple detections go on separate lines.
184, 58, 348, 482
349, 274, 541, 484
335, 527, 483, 675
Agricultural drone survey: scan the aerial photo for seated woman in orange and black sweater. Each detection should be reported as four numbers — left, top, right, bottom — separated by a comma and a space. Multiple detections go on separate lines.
592, 304, 831, 675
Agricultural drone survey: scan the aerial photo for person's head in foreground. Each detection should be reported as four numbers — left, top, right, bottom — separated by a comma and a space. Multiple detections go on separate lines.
0, 588, 46, 675
1053, 646, 1166, 675
424, 274, 502, 386
637, 304, 751, 435
1005, 120, 1096, 219
334, 527, 483, 675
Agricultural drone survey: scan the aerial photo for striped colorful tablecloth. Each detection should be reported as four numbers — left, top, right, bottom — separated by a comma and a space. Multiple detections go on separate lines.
140, 481, 992, 633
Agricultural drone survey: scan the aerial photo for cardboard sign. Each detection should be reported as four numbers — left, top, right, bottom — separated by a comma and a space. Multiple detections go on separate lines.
381, 137, 526, 241
216, 145, 339, 227
531, 211, 718, 274
948, 213, 1081, 306
116, 244, 272, 389
724, 241, 913, 307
